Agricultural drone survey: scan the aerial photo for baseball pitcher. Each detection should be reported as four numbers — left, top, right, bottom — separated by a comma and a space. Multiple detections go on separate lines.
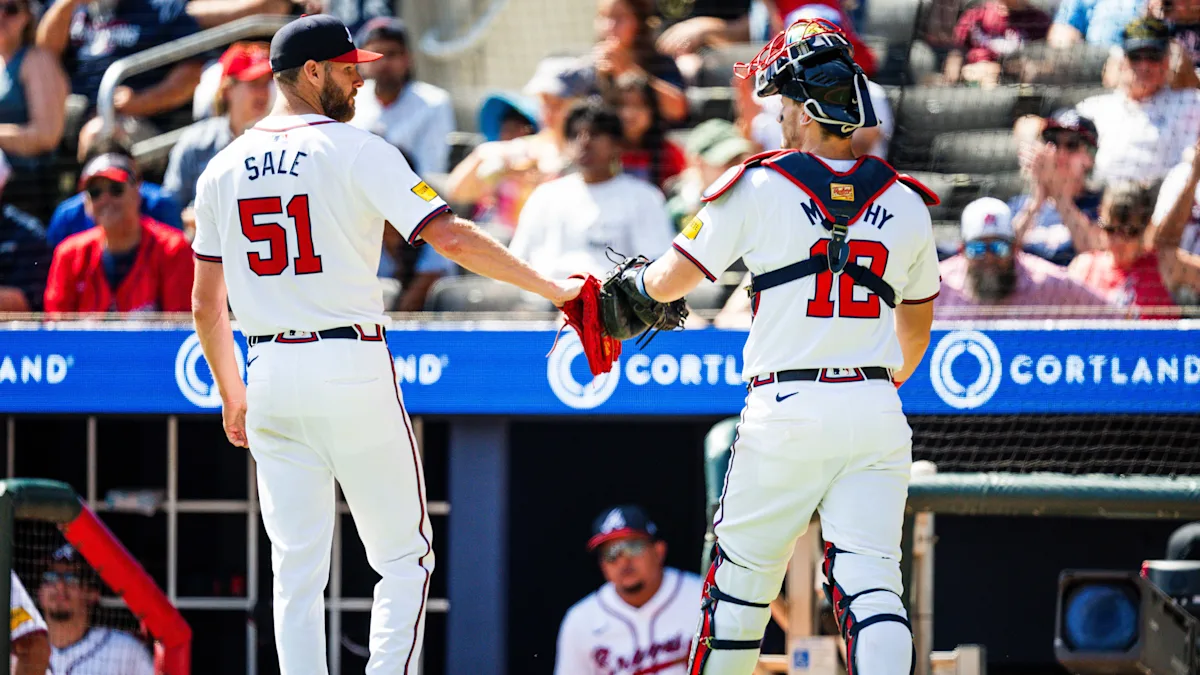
580, 18, 941, 675
190, 15, 582, 674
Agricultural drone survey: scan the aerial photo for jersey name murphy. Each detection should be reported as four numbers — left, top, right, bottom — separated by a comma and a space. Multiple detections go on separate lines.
801, 199, 896, 230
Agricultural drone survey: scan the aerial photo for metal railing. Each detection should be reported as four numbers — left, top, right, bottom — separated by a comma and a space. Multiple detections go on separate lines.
95, 14, 293, 156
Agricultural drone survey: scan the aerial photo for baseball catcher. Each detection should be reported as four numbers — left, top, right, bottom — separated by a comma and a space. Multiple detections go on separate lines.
554, 251, 689, 376
547, 15, 942, 675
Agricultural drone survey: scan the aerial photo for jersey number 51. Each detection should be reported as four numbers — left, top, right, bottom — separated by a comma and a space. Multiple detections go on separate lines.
238, 195, 323, 276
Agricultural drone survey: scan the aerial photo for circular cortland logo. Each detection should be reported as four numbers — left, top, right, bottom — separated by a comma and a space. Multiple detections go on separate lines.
546, 332, 620, 410
175, 333, 245, 408
929, 330, 1002, 410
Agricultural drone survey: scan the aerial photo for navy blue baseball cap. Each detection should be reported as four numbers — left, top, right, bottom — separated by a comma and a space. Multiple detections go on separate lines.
1042, 108, 1098, 148
270, 14, 383, 74
587, 505, 660, 551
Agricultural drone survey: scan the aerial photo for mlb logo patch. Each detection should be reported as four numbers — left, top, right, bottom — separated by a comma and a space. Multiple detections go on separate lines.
830, 183, 854, 201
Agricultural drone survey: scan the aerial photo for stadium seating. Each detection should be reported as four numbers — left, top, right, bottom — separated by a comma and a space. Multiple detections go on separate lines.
930, 129, 1020, 174
889, 85, 1021, 170
424, 275, 534, 312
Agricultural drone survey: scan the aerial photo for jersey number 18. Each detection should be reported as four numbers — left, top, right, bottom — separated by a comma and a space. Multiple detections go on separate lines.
238, 195, 323, 276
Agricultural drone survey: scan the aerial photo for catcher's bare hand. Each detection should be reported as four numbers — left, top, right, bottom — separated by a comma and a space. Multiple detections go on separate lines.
548, 278, 585, 307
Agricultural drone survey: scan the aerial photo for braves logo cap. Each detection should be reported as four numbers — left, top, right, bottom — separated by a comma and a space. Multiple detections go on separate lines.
270, 14, 382, 73
960, 197, 1014, 242
587, 504, 660, 551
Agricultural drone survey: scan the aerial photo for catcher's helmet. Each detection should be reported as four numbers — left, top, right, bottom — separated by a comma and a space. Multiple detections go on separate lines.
735, 18, 877, 137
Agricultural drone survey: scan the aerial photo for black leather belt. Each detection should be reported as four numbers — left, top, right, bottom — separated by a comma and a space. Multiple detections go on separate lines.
247, 324, 385, 347
748, 367, 892, 389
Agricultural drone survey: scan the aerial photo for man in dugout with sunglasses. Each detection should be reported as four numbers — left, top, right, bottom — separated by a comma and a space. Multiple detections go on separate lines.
937, 197, 1110, 318
554, 505, 703, 675
43, 152, 193, 313
36, 544, 154, 675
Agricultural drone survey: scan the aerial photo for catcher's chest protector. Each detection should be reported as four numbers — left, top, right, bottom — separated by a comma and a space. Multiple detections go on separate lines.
710, 151, 939, 309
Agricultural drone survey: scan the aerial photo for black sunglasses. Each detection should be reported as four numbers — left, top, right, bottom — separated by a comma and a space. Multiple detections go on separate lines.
1127, 48, 1166, 62
42, 571, 81, 586
86, 182, 127, 199
1097, 218, 1145, 238
598, 539, 649, 564
1043, 132, 1095, 153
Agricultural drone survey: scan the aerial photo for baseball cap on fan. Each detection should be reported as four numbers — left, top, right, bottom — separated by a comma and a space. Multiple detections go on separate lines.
1121, 17, 1169, 54
586, 505, 660, 551
221, 42, 273, 82
270, 14, 383, 73
1041, 108, 1098, 148
522, 57, 593, 99
78, 153, 137, 190
960, 197, 1014, 242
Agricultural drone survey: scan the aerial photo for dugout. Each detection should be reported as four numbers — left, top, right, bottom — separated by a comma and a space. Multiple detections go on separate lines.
2, 320, 1198, 674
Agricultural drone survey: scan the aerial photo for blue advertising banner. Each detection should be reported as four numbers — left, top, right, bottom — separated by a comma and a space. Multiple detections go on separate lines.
0, 323, 1197, 415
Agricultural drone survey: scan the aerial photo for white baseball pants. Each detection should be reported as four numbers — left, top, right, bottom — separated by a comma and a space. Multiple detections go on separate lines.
244, 330, 434, 675
698, 377, 914, 675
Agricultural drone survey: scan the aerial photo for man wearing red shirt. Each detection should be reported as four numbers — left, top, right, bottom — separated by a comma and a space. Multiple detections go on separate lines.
44, 154, 193, 313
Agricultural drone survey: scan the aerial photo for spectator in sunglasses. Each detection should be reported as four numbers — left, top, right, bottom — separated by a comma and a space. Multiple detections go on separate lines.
43, 153, 193, 314
1068, 181, 1187, 316
45, 133, 183, 249
37, 544, 154, 675
1075, 18, 1200, 185
554, 505, 702, 675
1100, 0, 1200, 90
1010, 109, 1103, 267
938, 197, 1110, 318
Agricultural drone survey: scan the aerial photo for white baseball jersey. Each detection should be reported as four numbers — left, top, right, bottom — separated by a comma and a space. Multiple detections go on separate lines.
554, 567, 703, 675
50, 627, 155, 675
10, 572, 45, 642
672, 155, 940, 379
10, 573, 50, 675
192, 113, 452, 336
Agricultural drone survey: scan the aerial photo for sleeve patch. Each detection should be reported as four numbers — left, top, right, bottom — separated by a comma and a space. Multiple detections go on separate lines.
682, 216, 704, 240
411, 181, 439, 202
11, 607, 31, 631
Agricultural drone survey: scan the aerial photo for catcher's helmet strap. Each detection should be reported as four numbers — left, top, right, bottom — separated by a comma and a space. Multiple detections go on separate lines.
791, 72, 879, 136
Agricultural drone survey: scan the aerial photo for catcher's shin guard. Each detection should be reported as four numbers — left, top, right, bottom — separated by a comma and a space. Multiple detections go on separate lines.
822, 543, 915, 675
687, 544, 773, 675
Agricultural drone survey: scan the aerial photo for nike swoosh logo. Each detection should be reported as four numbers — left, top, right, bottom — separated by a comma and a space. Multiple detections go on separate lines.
775, 392, 798, 402
247, 356, 259, 368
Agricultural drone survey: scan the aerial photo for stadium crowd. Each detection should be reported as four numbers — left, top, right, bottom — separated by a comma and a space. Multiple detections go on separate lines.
0, 0, 1196, 319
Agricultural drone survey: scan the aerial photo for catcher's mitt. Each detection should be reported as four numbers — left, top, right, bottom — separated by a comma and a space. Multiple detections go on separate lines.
549, 253, 689, 377
598, 253, 689, 348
